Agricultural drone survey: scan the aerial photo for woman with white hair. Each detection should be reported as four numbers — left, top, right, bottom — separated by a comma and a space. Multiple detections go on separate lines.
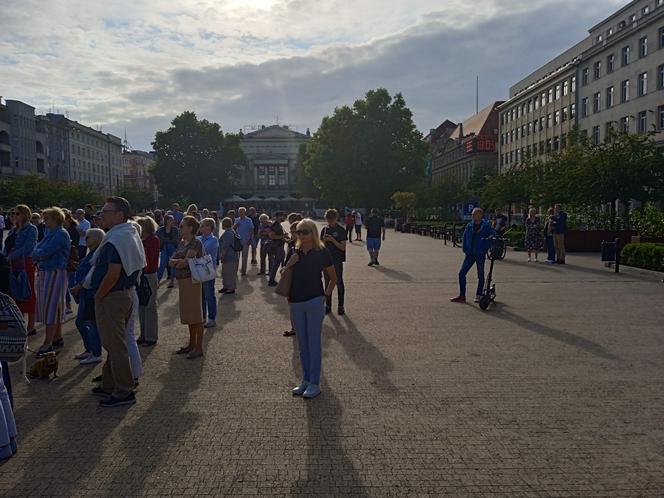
71, 228, 105, 364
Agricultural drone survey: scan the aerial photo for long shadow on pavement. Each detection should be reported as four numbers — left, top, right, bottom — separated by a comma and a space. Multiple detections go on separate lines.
289, 382, 368, 497
491, 306, 621, 362
327, 315, 398, 393
371, 265, 414, 282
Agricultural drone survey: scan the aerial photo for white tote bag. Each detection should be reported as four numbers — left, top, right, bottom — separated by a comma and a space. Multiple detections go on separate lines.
188, 254, 216, 283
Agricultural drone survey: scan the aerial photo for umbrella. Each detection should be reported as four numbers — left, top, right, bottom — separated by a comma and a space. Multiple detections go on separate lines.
263, 197, 281, 202
280, 195, 297, 201
245, 195, 263, 202
224, 195, 245, 202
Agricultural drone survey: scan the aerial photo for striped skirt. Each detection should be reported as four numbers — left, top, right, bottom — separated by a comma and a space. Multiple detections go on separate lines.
36, 269, 68, 326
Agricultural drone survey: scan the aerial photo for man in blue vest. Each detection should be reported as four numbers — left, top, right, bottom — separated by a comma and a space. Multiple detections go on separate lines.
450, 208, 495, 304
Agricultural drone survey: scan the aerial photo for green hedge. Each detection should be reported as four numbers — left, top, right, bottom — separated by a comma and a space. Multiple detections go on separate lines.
621, 243, 664, 272
505, 230, 526, 249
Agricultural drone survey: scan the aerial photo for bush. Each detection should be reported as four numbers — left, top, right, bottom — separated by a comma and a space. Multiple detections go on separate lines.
505, 229, 526, 249
631, 204, 664, 238
621, 243, 664, 272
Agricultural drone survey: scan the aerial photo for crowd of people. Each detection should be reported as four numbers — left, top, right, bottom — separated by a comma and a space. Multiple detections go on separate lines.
0, 198, 393, 460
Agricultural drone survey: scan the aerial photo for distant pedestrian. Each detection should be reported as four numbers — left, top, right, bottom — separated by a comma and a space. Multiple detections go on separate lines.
365, 208, 386, 267
30, 213, 46, 242
544, 208, 556, 264
137, 216, 160, 346
353, 211, 363, 241
321, 209, 347, 315
450, 208, 494, 304
267, 212, 287, 287
257, 214, 272, 276
552, 204, 567, 264
233, 207, 254, 276
282, 222, 299, 337
219, 217, 238, 294
493, 208, 508, 235
525, 208, 542, 262
157, 214, 179, 288
344, 211, 354, 243
7, 205, 37, 336
198, 218, 219, 328
248, 207, 260, 265
75, 208, 91, 260
168, 203, 184, 225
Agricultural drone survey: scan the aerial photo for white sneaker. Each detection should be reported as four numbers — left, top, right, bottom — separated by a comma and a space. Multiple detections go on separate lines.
204, 320, 217, 328
292, 381, 309, 396
74, 351, 90, 360
79, 355, 102, 365
527, 257, 531, 262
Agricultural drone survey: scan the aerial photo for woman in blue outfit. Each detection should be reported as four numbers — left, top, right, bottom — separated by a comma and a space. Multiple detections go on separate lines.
157, 214, 179, 288
70, 228, 105, 365
7, 205, 38, 335
282, 219, 337, 399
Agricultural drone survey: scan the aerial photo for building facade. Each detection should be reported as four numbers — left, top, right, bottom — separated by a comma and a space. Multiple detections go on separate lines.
41, 113, 123, 195
237, 125, 311, 199
123, 150, 158, 202
499, 0, 664, 172
433, 102, 503, 185
0, 99, 47, 177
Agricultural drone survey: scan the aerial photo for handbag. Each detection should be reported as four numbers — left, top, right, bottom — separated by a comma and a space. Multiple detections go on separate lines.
232, 234, 244, 252
10, 270, 31, 301
0, 291, 27, 363
275, 266, 293, 297
188, 254, 216, 283
136, 274, 153, 306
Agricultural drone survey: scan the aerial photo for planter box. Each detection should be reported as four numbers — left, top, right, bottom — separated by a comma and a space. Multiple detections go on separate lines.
565, 230, 637, 252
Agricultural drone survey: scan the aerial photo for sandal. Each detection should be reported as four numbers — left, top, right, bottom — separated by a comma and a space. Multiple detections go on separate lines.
283, 329, 296, 337
186, 351, 204, 360
175, 347, 192, 355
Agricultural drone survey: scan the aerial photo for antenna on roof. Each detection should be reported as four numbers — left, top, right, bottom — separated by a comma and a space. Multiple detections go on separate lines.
122, 129, 132, 153
476, 75, 479, 114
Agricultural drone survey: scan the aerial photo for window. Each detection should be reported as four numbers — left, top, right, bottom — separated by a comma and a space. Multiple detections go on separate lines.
607, 54, 615, 73
594, 61, 601, 79
516, 106, 521, 119
534, 97, 539, 110
592, 126, 601, 145
658, 64, 664, 89
547, 113, 553, 128
621, 79, 630, 102
643, 5, 650, 15
541, 92, 547, 107
622, 46, 631, 66
562, 107, 569, 122
607, 28, 614, 37
516, 127, 520, 140
570, 103, 576, 118
527, 99, 532, 113
563, 80, 569, 96
605, 122, 614, 140
659, 105, 664, 130
582, 67, 589, 85
593, 92, 601, 113
620, 116, 630, 133
540, 117, 545, 131
546, 139, 552, 153
553, 136, 560, 151
571, 76, 577, 92
639, 36, 648, 58
638, 111, 647, 133
555, 85, 561, 100
581, 97, 589, 117
606, 86, 614, 108
522, 124, 526, 137
638, 72, 648, 96
554, 110, 560, 125
660, 27, 664, 49
561, 134, 567, 150
528, 122, 533, 135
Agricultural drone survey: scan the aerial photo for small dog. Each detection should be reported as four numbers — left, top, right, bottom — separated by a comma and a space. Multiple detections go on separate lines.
28, 351, 59, 380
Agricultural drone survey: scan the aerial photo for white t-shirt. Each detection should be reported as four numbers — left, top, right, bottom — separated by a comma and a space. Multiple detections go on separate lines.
354, 213, 363, 226
78, 218, 91, 246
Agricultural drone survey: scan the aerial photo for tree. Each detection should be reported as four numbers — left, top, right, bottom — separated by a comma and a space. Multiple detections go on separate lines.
294, 144, 320, 198
306, 89, 428, 207
152, 112, 245, 206
391, 191, 417, 217
118, 187, 155, 212
0, 175, 103, 209
481, 165, 529, 219
466, 163, 497, 197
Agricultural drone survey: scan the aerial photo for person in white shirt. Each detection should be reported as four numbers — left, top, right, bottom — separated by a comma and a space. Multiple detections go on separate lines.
75, 209, 91, 260
353, 211, 363, 241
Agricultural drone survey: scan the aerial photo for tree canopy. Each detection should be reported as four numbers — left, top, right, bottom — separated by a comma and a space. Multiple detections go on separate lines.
152, 112, 245, 205
0, 175, 104, 209
305, 89, 428, 207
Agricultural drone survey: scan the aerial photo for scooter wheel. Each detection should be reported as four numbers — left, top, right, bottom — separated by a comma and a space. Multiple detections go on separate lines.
479, 295, 491, 310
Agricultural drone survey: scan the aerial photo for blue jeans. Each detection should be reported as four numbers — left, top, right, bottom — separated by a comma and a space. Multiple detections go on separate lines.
290, 296, 326, 385
459, 254, 486, 298
268, 244, 285, 284
158, 245, 176, 281
201, 278, 216, 321
545, 235, 556, 262
75, 297, 102, 356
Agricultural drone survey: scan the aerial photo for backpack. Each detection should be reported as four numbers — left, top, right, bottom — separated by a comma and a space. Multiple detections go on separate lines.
0, 291, 27, 363
232, 233, 243, 252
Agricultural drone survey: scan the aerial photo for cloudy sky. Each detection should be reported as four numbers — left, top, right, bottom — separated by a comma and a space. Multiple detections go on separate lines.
1, 0, 625, 150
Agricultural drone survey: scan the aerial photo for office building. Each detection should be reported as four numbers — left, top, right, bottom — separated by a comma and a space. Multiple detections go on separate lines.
0, 98, 47, 177
123, 150, 158, 202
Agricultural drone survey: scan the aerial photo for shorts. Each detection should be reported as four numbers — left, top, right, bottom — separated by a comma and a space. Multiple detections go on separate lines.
367, 238, 381, 251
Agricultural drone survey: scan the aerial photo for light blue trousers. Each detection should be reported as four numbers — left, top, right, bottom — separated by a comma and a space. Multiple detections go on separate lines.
290, 296, 325, 385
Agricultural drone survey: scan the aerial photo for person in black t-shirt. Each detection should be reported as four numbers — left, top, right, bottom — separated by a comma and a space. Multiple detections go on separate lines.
365, 208, 386, 266
320, 209, 347, 315
267, 212, 288, 286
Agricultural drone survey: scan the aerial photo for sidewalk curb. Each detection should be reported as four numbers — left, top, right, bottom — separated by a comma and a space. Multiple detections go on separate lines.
617, 264, 664, 281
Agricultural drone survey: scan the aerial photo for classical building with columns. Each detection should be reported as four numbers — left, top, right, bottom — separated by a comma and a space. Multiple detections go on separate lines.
232, 125, 313, 208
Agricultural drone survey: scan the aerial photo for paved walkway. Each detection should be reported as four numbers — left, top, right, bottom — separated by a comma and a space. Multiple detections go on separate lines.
2, 228, 664, 497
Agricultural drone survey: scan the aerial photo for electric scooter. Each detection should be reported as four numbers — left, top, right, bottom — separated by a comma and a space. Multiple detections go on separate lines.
478, 233, 508, 311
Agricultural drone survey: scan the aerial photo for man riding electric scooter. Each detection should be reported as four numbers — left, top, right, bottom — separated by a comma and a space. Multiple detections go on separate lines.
450, 208, 495, 304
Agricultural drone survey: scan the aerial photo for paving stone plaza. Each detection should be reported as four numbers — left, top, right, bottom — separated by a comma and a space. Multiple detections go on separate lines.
2, 227, 664, 497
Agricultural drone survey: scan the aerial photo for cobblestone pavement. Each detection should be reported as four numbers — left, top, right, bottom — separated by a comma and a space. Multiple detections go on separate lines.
2, 227, 664, 497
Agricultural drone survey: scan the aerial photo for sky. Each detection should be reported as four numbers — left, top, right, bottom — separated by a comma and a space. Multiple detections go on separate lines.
1, 0, 626, 150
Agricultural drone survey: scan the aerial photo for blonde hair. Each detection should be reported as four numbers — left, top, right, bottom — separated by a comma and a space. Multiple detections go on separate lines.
295, 219, 324, 250
137, 216, 158, 235
14, 204, 32, 224
42, 207, 65, 226
259, 213, 269, 223
200, 217, 216, 232
221, 217, 233, 230
86, 228, 105, 246
186, 203, 198, 214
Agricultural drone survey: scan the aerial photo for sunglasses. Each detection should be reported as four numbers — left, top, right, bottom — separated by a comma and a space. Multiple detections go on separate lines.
295, 229, 312, 236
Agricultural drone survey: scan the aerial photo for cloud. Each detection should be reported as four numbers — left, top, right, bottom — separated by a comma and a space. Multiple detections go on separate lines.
0, 0, 626, 149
